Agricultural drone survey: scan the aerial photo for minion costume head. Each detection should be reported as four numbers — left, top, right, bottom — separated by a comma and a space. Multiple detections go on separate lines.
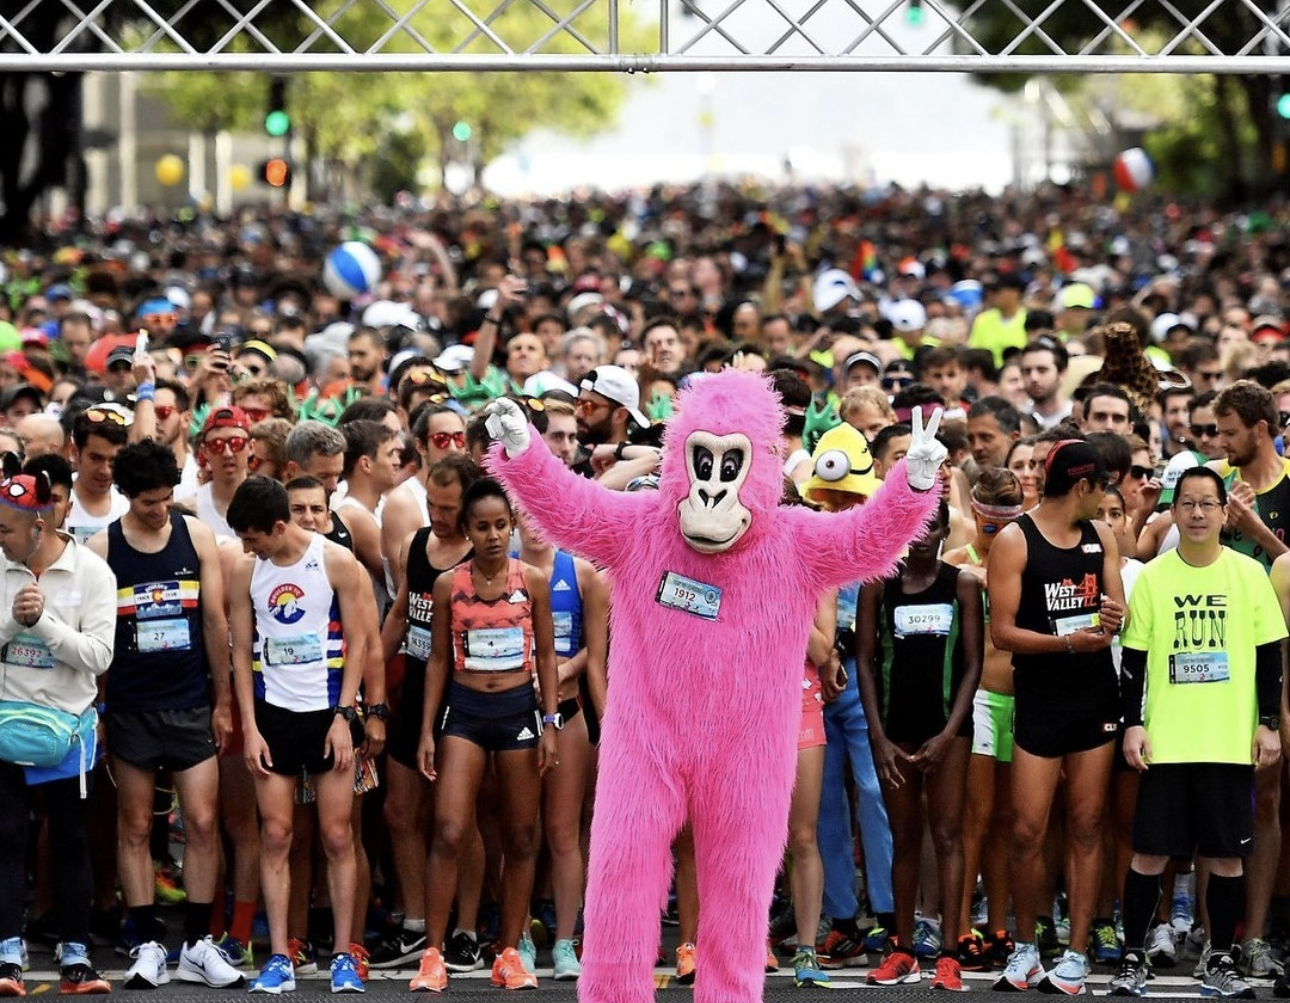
802, 423, 880, 510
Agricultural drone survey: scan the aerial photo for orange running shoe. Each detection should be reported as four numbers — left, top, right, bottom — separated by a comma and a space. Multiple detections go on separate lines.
766, 939, 778, 973
409, 948, 447, 993
490, 947, 537, 990
286, 937, 317, 974
676, 943, 697, 985
58, 964, 110, 995
931, 955, 966, 991
868, 947, 921, 985
0, 961, 24, 998
349, 944, 370, 982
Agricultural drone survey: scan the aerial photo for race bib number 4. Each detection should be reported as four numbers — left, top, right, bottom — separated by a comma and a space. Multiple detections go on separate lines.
265, 634, 324, 666
137, 618, 192, 653
893, 602, 954, 638
656, 571, 722, 621
1169, 650, 1230, 684
463, 626, 526, 672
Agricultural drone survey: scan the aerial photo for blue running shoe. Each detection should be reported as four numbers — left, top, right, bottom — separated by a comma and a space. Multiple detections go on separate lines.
250, 954, 296, 995
330, 954, 364, 994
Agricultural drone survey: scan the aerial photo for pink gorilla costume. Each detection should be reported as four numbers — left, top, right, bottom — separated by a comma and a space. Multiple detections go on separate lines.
489, 370, 938, 1003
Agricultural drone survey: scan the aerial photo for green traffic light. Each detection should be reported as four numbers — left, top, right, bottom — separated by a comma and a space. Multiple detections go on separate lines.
1278, 93, 1290, 120
452, 120, 473, 142
906, 1, 924, 25
265, 109, 291, 137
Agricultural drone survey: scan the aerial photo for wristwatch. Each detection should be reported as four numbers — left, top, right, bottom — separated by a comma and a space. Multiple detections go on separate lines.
366, 702, 390, 721
542, 712, 565, 731
333, 705, 358, 723
1260, 714, 1280, 731
614, 442, 629, 462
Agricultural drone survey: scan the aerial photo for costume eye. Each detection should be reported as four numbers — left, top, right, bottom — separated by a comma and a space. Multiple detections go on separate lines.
815, 448, 851, 482
720, 449, 744, 482
693, 445, 714, 481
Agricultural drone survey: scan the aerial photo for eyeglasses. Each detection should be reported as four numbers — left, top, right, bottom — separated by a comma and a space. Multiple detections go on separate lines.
242, 407, 270, 424
204, 436, 248, 455
107, 361, 132, 373
247, 452, 266, 473
430, 431, 466, 449
1128, 464, 1152, 480
882, 376, 915, 390
575, 398, 611, 416
1196, 369, 1223, 381
1177, 500, 1223, 513
85, 407, 130, 427
154, 405, 177, 422
1190, 423, 1220, 438
184, 353, 204, 372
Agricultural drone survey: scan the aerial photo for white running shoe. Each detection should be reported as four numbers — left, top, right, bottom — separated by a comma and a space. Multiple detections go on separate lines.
1146, 923, 1177, 968
125, 941, 170, 989
178, 936, 246, 988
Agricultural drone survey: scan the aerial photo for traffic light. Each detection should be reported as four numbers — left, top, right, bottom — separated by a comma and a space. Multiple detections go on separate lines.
452, 120, 473, 142
265, 78, 290, 137
907, 0, 924, 25
259, 158, 292, 188
1279, 92, 1290, 120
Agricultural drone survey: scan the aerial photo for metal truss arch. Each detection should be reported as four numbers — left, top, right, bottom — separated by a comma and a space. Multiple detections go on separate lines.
2, 0, 1289, 72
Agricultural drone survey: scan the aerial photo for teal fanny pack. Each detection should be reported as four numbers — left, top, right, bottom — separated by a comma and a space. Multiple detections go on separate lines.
0, 700, 95, 769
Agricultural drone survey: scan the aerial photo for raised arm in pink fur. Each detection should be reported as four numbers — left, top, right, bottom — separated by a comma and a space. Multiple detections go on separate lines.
786, 458, 941, 593
488, 434, 651, 570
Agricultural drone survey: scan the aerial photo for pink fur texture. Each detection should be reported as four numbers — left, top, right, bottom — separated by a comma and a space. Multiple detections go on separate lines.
490, 370, 938, 1003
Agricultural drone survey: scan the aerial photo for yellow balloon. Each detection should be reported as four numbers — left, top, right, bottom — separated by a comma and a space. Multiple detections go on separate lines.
155, 154, 185, 187
229, 164, 251, 192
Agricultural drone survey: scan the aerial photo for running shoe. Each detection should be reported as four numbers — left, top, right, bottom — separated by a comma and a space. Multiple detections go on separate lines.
792, 948, 829, 988
676, 943, 696, 985
552, 939, 581, 981
153, 867, 186, 906
532, 901, 557, 948
0, 941, 23, 999
958, 933, 989, 972
765, 939, 778, 973
1146, 923, 1176, 968
1240, 937, 1283, 979
124, 941, 169, 989
1172, 888, 1195, 937
177, 937, 244, 988
1109, 951, 1148, 997
409, 948, 447, 993
215, 936, 253, 970
993, 941, 1043, 992
768, 906, 797, 948
868, 947, 921, 985
248, 954, 296, 995
490, 947, 537, 991
348, 945, 369, 983
864, 925, 893, 954
1202, 954, 1255, 999
985, 931, 1017, 971
1091, 919, 1122, 964
367, 928, 426, 969
914, 918, 944, 959
286, 939, 317, 975
932, 955, 967, 992
817, 928, 867, 969
1195, 942, 1215, 980
442, 931, 482, 973
517, 933, 536, 978
1036, 917, 1062, 959
1039, 949, 1089, 996
59, 944, 110, 996
329, 954, 364, 994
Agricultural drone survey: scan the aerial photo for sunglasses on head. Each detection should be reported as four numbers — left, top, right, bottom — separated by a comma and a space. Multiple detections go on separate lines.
430, 431, 466, 449
85, 407, 130, 427
522, 397, 546, 413
1190, 423, 1219, 438
405, 368, 447, 388
205, 435, 248, 455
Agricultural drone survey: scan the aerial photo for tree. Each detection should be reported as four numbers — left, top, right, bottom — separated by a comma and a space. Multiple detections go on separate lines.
963, 1, 1282, 199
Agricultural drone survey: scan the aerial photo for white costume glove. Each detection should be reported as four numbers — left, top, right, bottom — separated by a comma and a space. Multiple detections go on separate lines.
906, 405, 947, 492
484, 398, 531, 458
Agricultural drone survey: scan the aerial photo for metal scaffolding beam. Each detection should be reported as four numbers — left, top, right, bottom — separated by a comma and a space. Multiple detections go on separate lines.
2, 0, 1288, 73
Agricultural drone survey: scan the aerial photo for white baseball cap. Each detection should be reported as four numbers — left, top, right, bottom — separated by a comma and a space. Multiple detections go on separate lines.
887, 299, 927, 333
813, 269, 861, 313
580, 365, 650, 428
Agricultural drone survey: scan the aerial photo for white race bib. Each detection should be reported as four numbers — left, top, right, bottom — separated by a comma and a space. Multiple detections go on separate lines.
6, 632, 53, 669
1169, 650, 1230, 684
463, 626, 526, 672
265, 634, 324, 667
1052, 611, 1100, 636
892, 602, 954, 638
137, 618, 192, 653
405, 625, 432, 662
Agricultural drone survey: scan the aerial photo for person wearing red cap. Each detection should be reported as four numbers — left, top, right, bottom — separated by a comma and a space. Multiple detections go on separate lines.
0, 466, 116, 996
178, 406, 252, 542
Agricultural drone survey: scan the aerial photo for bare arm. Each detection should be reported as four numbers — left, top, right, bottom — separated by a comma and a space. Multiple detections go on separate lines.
189, 518, 233, 752
577, 561, 609, 714
381, 493, 421, 591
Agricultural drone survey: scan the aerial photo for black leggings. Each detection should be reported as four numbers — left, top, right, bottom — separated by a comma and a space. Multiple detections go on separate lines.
0, 761, 92, 944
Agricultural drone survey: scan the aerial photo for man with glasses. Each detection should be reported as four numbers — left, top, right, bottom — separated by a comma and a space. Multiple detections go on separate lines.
1111, 466, 1284, 999
1187, 391, 1225, 461
987, 440, 1125, 995
1180, 342, 1224, 395
574, 364, 649, 452
66, 405, 132, 543
152, 379, 198, 496
178, 406, 252, 542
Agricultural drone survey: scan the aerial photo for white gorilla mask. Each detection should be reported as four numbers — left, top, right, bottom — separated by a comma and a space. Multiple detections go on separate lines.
677, 430, 754, 554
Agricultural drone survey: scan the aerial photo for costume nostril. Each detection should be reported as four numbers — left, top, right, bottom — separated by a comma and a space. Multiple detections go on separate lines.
698, 488, 710, 505
712, 489, 727, 506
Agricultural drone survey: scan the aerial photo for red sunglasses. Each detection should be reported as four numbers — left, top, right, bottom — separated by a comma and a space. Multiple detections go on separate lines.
205, 436, 249, 455
430, 431, 466, 450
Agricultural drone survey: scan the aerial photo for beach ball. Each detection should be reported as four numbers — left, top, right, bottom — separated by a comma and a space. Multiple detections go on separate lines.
155, 155, 185, 187
323, 242, 382, 300
1113, 148, 1154, 193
